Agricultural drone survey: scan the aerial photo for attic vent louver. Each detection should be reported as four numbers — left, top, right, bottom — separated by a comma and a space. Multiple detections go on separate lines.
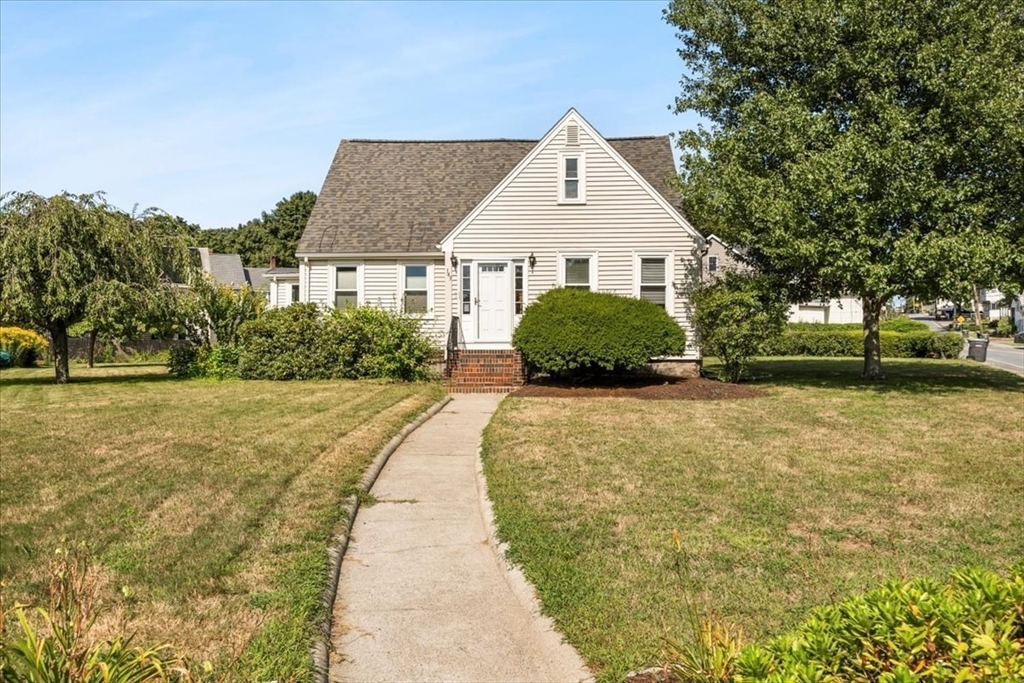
566, 123, 579, 146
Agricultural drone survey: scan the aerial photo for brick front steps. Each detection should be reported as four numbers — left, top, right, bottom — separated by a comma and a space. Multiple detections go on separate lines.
445, 349, 525, 393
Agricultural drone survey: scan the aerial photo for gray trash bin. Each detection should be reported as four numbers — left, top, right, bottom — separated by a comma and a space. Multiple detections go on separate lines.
967, 337, 989, 362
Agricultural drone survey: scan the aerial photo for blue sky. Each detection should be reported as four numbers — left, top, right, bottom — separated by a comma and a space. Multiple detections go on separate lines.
1, 1, 698, 228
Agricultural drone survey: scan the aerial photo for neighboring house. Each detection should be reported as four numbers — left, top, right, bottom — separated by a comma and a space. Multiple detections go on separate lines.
702, 234, 750, 280
296, 108, 706, 383
266, 267, 300, 309
787, 297, 864, 325
1011, 294, 1024, 335
191, 247, 267, 292
697, 235, 864, 324
977, 288, 1011, 320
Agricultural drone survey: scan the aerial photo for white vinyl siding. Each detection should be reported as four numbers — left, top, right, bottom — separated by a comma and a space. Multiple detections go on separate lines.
446, 120, 700, 358
301, 257, 447, 344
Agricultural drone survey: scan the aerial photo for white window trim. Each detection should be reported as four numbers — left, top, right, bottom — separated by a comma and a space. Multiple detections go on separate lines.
708, 255, 719, 273
557, 252, 598, 291
397, 262, 434, 319
332, 262, 364, 308
557, 150, 586, 204
634, 252, 674, 316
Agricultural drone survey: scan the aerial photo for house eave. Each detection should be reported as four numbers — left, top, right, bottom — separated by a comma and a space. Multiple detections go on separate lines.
295, 251, 445, 260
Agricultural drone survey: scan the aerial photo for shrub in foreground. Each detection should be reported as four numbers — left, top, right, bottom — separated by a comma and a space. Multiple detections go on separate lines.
691, 272, 789, 382
234, 304, 435, 381
512, 288, 687, 378
666, 564, 1024, 682
0, 325, 48, 367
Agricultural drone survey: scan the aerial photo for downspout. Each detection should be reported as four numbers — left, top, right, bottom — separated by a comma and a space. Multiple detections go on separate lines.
303, 256, 310, 304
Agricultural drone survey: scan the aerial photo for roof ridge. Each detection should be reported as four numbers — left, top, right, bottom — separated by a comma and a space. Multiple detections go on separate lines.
340, 135, 667, 144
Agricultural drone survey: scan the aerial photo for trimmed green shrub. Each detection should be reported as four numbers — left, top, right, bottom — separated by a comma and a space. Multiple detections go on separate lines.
235, 303, 435, 381
691, 271, 789, 382
995, 316, 1015, 337
764, 329, 964, 359
512, 288, 687, 378
201, 344, 240, 380
236, 304, 329, 380
666, 565, 1024, 682
787, 317, 929, 333
324, 306, 436, 382
880, 316, 931, 333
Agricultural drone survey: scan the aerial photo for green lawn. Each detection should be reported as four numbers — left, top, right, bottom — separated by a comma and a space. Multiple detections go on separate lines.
0, 364, 443, 681
481, 358, 1024, 682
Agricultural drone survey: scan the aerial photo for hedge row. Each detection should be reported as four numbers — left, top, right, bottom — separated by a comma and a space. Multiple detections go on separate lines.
169, 304, 436, 381
763, 330, 964, 358
787, 317, 930, 333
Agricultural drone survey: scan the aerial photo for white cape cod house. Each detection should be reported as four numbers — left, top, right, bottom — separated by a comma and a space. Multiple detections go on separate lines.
294, 109, 705, 388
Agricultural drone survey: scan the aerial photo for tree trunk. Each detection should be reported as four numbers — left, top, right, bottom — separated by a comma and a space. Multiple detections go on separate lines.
50, 321, 70, 384
972, 286, 985, 333
862, 296, 885, 381
88, 329, 98, 368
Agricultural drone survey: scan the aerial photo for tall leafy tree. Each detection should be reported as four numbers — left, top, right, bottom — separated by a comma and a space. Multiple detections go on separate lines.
667, 0, 1024, 378
0, 192, 194, 382
193, 191, 316, 267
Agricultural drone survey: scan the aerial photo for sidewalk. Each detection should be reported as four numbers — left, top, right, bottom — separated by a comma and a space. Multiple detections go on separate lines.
330, 394, 591, 683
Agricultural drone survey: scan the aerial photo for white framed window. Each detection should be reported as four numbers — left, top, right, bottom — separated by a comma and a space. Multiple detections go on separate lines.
558, 151, 586, 204
401, 263, 431, 315
290, 283, 300, 303
639, 257, 667, 309
559, 253, 596, 291
708, 256, 718, 273
335, 266, 359, 309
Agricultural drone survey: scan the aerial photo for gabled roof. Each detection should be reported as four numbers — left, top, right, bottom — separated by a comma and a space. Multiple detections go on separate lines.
298, 134, 685, 256
193, 248, 248, 288
244, 267, 269, 290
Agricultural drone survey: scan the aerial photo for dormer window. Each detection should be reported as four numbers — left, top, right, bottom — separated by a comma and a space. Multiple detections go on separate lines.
558, 151, 586, 204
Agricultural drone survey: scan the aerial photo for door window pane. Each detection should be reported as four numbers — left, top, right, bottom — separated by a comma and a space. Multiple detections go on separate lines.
290, 284, 299, 303
462, 263, 471, 315
514, 264, 524, 314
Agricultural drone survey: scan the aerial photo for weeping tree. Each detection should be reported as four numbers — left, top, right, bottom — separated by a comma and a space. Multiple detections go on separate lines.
0, 192, 195, 382
667, 0, 1024, 379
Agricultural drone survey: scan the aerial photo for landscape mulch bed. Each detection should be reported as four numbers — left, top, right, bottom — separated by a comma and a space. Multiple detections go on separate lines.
509, 376, 765, 400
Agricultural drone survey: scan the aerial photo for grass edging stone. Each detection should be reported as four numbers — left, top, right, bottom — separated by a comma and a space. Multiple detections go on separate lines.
310, 394, 453, 682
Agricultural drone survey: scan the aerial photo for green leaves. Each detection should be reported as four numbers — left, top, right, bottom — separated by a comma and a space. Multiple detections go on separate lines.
511, 288, 688, 378
691, 271, 789, 382
193, 191, 316, 268
666, 0, 1024, 370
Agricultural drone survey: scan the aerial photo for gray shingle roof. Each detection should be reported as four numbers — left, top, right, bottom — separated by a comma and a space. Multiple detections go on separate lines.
264, 267, 300, 277
193, 248, 248, 288
244, 267, 269, 290
298, 136, 682, 255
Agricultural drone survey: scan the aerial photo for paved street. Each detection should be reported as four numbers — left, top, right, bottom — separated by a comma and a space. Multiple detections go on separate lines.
983, 340, 1024, 376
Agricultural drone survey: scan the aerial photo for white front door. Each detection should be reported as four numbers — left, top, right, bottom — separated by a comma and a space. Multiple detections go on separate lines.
477, 263, 511, 342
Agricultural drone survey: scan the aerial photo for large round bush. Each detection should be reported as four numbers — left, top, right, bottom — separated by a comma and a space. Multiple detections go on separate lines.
512, 288, 687, 378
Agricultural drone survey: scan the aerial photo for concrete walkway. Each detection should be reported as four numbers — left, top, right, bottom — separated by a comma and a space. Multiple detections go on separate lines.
330, 394, 591, 683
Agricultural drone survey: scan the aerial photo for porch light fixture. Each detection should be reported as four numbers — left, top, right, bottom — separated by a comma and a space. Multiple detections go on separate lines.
528, 252, 537, 270
450, 253, 458, 269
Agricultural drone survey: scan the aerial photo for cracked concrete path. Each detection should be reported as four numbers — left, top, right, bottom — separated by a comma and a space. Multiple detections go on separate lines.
330, 394, 591, 683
